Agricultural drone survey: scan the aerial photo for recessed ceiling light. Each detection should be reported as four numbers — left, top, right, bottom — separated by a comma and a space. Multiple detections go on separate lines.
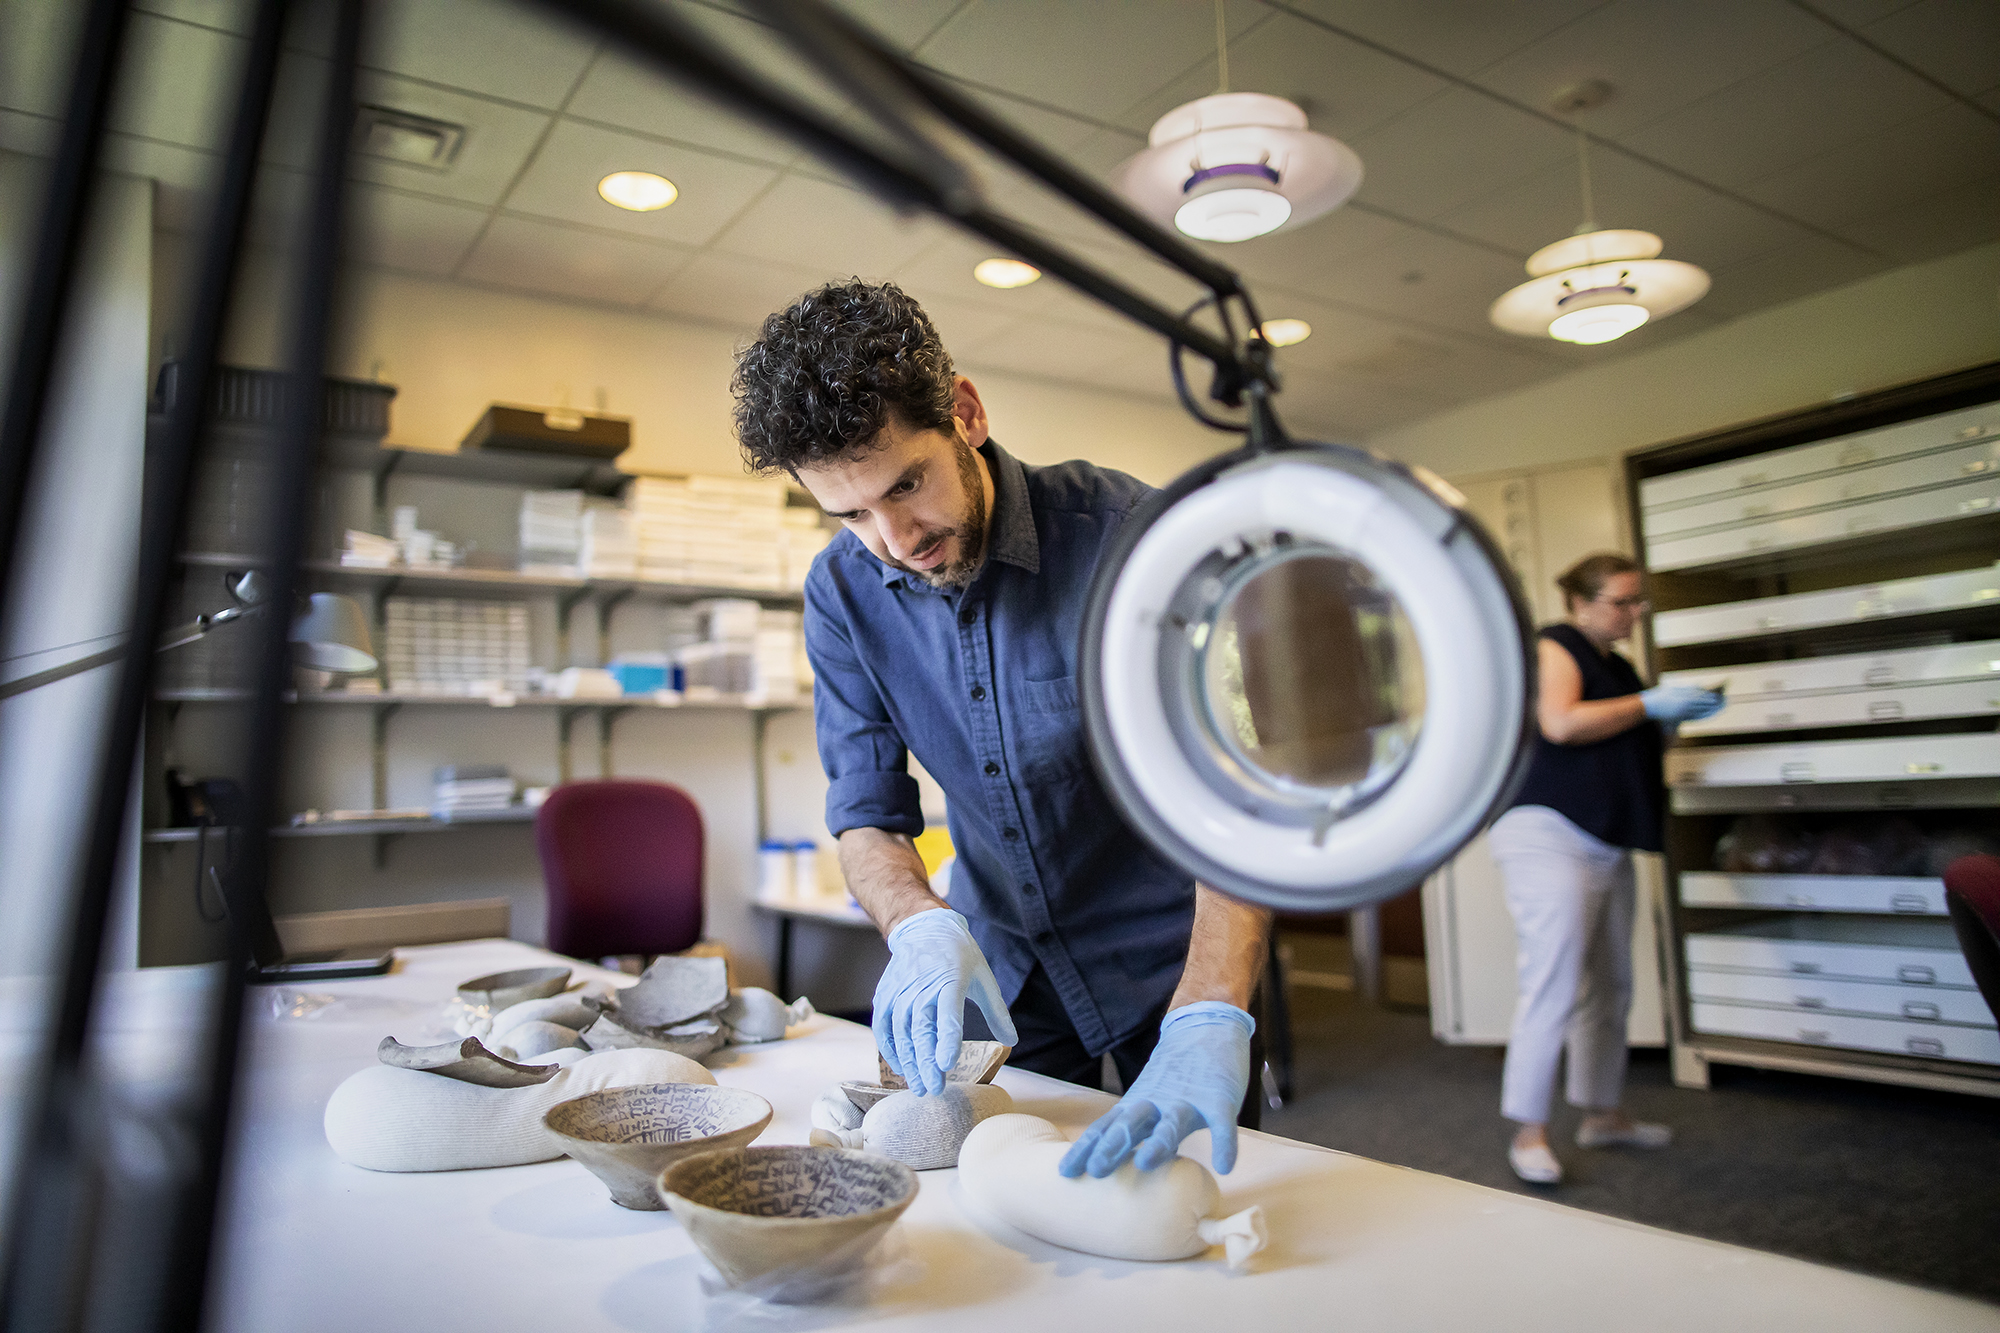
598, 171, 678, 212
973, 258, 1041, 289
1258, 318, 1311, 347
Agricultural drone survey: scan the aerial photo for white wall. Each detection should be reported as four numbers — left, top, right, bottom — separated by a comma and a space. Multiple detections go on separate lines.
0, 155, 152, 980
141, 262, 1245, 1000
1371, 241, 2000, 479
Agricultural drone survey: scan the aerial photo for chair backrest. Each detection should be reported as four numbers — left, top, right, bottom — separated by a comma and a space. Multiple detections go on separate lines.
536, 780, 704, 960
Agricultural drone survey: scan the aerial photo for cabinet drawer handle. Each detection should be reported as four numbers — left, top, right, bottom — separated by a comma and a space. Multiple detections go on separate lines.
1902, 1001, 1941, 1021
1957, 424, 1990, 440
1867, 701, 1905, 720
1898, 965, 1936, 984
1905, 761, 1942, 773
1789, 961, 1822, 974
1780, 762, 1816, 782
1961, 496, 1995, 513
1906, 1036, 1945, 1057
1836, 446, 1873, 466
1737, 472, 1769, 488
1786, 893, 1815, 906
1966, 459, 1994, 474
1862, 666, 1897, 686
1798, 1028, 1831, 1043
1743, 503, 1772, 518
1795, 996, 1826, 1009
1767, 712, 1795, 727
1890, 894, 1930, 913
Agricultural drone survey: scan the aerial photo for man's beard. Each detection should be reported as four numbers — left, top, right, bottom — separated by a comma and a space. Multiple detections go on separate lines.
892, 437, 987, 590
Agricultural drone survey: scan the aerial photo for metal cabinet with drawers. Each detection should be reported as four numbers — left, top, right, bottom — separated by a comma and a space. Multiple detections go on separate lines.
1626, 360, 2000, 1099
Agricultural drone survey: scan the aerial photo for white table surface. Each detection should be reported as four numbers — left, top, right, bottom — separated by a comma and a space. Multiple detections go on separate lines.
199, 940, 1998, 1332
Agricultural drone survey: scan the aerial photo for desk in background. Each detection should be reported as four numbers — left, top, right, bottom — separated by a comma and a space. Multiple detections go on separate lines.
753, 896, 877, 1001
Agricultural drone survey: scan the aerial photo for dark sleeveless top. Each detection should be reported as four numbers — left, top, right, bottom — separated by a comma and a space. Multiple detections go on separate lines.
1508, 623, 1665, 852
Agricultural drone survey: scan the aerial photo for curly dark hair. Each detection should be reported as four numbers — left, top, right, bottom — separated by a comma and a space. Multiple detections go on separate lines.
732, 280, 957, 476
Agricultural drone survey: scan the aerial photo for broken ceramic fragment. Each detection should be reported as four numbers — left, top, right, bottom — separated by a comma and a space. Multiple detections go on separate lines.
495, 1021, 585, 1061
376, 1035, 557, 1088
581, 1013, 724, 1061
490, 993, 597, 1039
877, 1040, 1010, 1090
599, 955, 729, 1031
457, 967, 571, 1010
720, 989, 814, 1043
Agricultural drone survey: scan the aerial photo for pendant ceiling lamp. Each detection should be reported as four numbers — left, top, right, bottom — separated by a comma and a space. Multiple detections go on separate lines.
1490, 83, 1708, 346
1112, 3, 1361, 243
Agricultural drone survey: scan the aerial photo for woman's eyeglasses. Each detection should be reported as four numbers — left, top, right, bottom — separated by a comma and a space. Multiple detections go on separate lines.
1593, 594, 1651, 610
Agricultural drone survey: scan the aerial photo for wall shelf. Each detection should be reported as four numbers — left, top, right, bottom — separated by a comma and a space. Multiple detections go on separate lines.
144, 807, 536, 843
177, 551, 807, 607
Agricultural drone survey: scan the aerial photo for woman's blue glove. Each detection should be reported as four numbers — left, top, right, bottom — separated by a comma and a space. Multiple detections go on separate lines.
1057, 1001, 1254, 1178
872, 908, 1018, 1096
1640, 684, 1724, 722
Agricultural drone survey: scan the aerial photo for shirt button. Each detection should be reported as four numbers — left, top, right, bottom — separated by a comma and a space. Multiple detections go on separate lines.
983, 761, 999, 776
1002, 827, 1019, 841
959, 607, 977, 625
1023, 883, 1037, 895
1034, 930, 1054, 945
969, 684, 986, 701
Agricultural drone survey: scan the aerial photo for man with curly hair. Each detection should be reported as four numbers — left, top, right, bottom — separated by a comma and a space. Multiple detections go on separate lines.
734, 279, 1270, 1179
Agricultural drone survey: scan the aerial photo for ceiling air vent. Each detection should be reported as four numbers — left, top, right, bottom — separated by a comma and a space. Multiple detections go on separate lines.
352, 106, 465, 172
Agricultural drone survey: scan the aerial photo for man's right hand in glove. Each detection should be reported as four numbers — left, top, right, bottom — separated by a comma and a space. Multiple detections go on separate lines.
872, 908, 1018, 1095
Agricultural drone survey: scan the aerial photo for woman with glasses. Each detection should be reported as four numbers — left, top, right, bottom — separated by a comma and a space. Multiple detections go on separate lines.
1492, 553, 1723, 1185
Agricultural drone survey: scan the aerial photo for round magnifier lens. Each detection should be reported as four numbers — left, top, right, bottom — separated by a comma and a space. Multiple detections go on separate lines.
1198, 549, 1424, 817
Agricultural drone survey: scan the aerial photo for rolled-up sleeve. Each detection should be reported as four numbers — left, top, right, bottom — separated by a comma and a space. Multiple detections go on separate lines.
804, 566, 923, 838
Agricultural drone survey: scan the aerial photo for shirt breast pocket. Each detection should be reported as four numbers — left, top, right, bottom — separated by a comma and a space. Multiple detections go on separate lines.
1011, 674, 1086, 783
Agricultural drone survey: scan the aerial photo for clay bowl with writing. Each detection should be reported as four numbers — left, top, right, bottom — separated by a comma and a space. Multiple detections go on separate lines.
660, 1146, 918, 1290
544, 1083, 773, 1210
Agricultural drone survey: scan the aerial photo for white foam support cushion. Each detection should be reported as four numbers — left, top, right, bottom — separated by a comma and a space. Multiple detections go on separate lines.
957, 1114, 1268, 1269
324, 1048, 715, 1172
810, 1087, 865, 1134
494, 1021, 585, 1061
490, 994, 599, 1040
861, 1085, 1012, 1170
720, 989, 815, 1043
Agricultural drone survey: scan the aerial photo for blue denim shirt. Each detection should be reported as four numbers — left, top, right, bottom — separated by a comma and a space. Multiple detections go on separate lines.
804, 440, 1197, 1054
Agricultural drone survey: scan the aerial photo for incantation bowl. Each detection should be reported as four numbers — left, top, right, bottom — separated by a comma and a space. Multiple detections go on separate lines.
660, 1146, 918, 1289
458, 967, 571, 1010
544, 1084, 774, 1210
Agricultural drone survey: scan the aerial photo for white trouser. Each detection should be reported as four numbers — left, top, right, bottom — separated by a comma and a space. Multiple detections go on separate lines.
1490, 805, 1636, 1125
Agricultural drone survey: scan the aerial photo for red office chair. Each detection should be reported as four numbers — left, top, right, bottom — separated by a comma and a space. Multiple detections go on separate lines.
1943, 853, 2000, 1024
536, 780, 704, 961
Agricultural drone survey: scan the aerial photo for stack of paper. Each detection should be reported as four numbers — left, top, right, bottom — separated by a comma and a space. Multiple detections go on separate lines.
520, 490, 583, 575
579, 503, 638, 578
629, 475, 788, 588
340, 529, 399, 568
778, 507, 833, 589
432, 765, 515, 818
382, 597, 531, 694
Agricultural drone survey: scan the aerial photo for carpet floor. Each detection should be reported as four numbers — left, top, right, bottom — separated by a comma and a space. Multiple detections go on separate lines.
1260, 969, 2000, 1303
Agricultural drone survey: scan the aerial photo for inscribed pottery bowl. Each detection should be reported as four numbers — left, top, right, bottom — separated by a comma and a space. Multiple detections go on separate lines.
660, 1146, 918, 1289
458, 967, 570, 1010
544, 1084, 773, 1210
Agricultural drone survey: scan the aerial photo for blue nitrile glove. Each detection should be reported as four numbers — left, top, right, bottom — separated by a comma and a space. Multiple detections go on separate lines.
872, 908, 1018, 1096
1058, 1001, 1253, 1179
1640, 684, 1725, 722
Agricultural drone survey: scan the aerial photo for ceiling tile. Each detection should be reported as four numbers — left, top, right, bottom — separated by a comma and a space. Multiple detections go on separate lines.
1216, 205, 1411, 289
455, 213, 692, 306
504, 119, 782, 247
350, 72, 551, 207
1064, 346, 1181, 404
110, 11, 241, 152
1258, 226, 1533, 333
133, 1, 256, 32
1802, 0, 1923, 24
345, 184, 491, 276
363, 0, 599, 110
1858, 0, 2000, 96
1347, 87, 1574, 220
1434, 147, 1814, 273
1470, 0, 1835, 138
1618, 38, 1955, 188
915, 0, 1267, 123
1836, 171, 2000, 264
99, 134, 215, 231
0, 0, 80, 120
1112, 10, 1448, 144
906, 295, 1026, 358
648, 250, 831, 328
1693, 233, 1888, 323
1273, 0, 1613, 79
957, 316, 1137, 383
0, 109, 59, 157
564, 50, 801, 168
709, 172, 939, 277
838, 0, 975, 53
889, 232, 1071, 320
1741, 102, 2000, 233
1282, 377, 1457, 441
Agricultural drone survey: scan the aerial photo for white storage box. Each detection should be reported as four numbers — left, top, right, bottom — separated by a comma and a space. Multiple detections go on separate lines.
1686, 970, 1993, 1025
1639, 402, 1999, 510
1679, 872, 1946, 915
1665, 731, 2000, 788
1690, 1001, 2000, 1065
1652, 563, 2000, 648
1683, 916, 1974, 986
